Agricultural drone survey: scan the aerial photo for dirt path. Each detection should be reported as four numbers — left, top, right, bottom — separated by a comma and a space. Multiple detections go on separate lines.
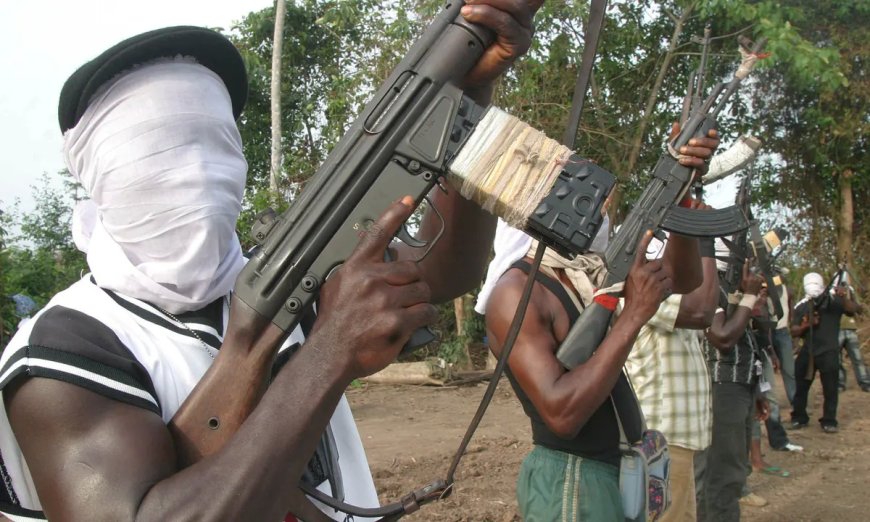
348, 376, 870, 521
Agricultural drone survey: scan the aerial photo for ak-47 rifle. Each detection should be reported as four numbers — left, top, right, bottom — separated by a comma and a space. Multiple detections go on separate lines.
748, 221, 787, 319
556, 35, 767, 369
682, 24, 712, 201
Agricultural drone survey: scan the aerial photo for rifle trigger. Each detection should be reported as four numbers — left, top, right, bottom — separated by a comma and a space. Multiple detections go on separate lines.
396, 225, 428, 249
435, 175, 449, 194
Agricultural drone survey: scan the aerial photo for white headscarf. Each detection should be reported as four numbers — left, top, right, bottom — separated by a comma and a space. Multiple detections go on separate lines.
474, 215, 610, 314
64, 59, 247, 313
803, 272, 824, 299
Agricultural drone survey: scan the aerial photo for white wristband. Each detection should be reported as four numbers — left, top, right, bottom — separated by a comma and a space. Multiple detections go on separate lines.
728, 293, 742, 305
738, 294, 758, 310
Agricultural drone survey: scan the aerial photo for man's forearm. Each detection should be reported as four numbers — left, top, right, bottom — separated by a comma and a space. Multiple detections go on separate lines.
676, 256, 719, 328
708, 304, 754, 349
413, 184, 496, 302
664, 234, 702, 294
140, 335, 355, 521
551, 313, 646, 434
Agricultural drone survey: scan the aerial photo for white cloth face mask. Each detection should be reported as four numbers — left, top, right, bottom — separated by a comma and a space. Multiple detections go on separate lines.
64, 60, 247, 313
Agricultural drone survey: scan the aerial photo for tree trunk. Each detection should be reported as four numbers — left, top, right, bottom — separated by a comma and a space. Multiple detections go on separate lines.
269, 0, 287, 196
617, 3, 695, 219
838, 169, 854, 266
453, 295, 473, 369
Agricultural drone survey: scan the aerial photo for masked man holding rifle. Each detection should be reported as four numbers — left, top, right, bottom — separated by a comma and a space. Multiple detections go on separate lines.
0, 2, 544, 520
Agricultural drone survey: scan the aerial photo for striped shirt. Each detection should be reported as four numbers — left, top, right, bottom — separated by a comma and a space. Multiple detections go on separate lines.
0, 275, 378, 521
704, 291, 759, 385
624, 294, 712, 451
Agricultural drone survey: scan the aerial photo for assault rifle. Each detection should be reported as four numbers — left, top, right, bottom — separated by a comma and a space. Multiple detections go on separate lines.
556, 36, 766, 369
211, 2, 612, 519
723, 167, 787, 319
720, 165, 788, 322
235, 2, 614, 348
748, 222, 786, 319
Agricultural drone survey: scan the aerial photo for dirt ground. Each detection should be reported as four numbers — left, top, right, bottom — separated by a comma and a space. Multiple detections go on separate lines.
348, 365, 870, 521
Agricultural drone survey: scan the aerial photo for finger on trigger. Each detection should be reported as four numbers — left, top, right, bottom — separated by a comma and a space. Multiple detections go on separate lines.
352, 196, 415, 260
634, 229, 654, 267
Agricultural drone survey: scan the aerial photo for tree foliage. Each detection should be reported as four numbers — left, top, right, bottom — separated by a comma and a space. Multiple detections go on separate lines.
0, 172, 86, 347
705, 0, 869, 284
3, 0, 866, 350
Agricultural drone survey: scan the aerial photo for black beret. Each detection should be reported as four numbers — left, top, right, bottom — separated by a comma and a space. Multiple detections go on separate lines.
58, 26, 248, 133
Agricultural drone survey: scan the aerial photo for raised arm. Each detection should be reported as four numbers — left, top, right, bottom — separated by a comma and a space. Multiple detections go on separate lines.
486, 231, 670, 437
706, 264, 765, 350
675, 237, 719, 329
837, 286, 860, 315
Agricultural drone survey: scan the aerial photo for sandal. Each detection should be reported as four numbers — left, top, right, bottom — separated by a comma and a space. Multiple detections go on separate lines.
758, 465, 790, 477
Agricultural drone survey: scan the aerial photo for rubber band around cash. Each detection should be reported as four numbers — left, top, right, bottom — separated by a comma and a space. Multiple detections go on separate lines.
448, 107, 573, 229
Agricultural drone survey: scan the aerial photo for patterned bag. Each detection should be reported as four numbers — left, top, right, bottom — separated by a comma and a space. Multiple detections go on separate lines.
611, 400, 672, 521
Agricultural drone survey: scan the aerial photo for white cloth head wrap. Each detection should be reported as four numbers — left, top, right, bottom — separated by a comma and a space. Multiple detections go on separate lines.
803, 272, 824, 299
474, 215, 610, 314
64, 60, 247, 313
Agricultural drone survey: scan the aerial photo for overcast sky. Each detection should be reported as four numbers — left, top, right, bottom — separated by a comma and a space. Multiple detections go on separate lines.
0, 0, 272, 213
0, 0, 739, 216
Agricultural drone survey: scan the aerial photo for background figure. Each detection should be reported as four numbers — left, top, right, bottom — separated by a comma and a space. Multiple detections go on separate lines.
753, 294, 802, 453
791, 272, 858, 433
749, 350, 803, 480
624, 232, 717, 522
771, 279, 796, 404
703, 266, 767, 522
837, 277, 868, 392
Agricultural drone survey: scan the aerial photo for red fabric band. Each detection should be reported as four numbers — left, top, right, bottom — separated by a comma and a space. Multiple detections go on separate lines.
594, 294, 619, 311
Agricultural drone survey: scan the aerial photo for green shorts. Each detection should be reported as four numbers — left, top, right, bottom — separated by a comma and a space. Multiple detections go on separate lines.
516, 445, 623, 521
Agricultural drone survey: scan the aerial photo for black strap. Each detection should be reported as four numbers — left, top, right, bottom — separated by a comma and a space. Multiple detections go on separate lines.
562, 0, 608, 149
510, 260, 583, 321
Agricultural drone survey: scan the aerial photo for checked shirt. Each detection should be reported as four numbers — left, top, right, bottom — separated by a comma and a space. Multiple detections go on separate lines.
624, 294, 712, 451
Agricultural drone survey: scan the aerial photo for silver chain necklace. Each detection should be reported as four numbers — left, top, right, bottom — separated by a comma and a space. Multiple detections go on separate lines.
154, 305, 216, 360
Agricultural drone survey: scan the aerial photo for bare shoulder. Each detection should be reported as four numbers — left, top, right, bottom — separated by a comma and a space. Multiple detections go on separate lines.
5, 376, 176, 520
484, 267, 566, 353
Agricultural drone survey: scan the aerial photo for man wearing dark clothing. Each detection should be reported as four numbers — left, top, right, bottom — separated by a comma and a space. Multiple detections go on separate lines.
837, 280, 868, 391
791, 272, 859, 432
701, 265, 769, 522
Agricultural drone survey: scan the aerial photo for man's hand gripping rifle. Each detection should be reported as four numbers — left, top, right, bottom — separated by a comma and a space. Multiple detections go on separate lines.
556, 36, 767, 369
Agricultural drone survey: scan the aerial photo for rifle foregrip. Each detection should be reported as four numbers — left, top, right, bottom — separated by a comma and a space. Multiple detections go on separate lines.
660, 205, 750, 237
555, 302, 613, 369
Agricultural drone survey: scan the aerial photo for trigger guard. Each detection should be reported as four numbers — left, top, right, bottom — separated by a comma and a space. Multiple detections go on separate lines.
396, 224, 428, 248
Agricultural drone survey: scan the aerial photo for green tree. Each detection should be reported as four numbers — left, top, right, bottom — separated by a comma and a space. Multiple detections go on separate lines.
0, 171, 87, 348
707, 0, 868, 283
